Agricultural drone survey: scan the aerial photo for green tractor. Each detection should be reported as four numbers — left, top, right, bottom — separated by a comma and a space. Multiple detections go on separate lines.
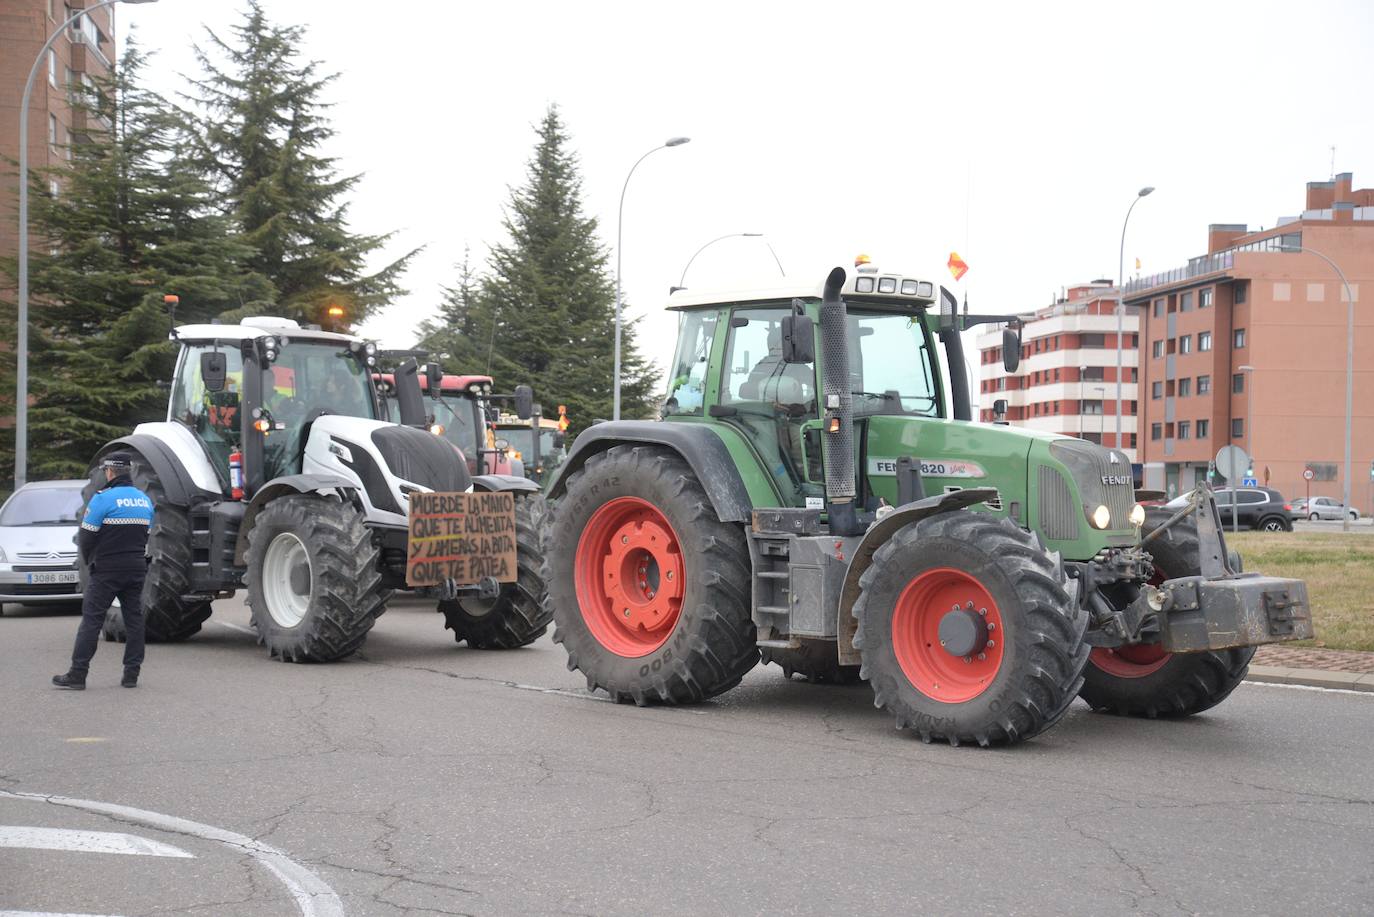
541, 263, 1312, 746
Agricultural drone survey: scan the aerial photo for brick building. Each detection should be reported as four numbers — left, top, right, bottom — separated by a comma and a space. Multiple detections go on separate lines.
1126, 171, 1374, 508
0, 0, 116, 278
976, 280, 1141, 463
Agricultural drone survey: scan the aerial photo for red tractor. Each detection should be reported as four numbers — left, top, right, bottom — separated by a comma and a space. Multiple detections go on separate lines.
375, 368, 530, 478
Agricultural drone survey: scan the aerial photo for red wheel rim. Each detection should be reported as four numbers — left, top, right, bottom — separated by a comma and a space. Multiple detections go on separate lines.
574, 497, 685, 658
1089, 566, 1172, 678
891, 568, 1004, 703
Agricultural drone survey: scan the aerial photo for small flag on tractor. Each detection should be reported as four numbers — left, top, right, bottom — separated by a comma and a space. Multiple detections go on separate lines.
947, 252, 969, 281
557, 404, 570, 433
1135, 257, 1142, 270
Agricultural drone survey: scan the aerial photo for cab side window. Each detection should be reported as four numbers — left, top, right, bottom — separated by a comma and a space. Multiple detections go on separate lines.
665, 311, 718, 416
721, 308, 815, 409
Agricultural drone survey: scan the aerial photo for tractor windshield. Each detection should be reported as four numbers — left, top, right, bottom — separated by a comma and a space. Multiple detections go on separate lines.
431, 395, 479, 454
262, 341, 375, 478
846, 310, 940, 417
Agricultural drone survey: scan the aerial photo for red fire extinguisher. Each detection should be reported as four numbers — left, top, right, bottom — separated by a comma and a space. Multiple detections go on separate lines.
229, 451, 244, 500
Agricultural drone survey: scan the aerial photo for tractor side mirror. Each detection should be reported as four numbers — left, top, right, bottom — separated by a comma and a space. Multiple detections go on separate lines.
552, 431, 567, 449
993, 398, 1009, 424
201, 351, 228, 392
424, 362, 443, 397
514, 384, 534, 420
781, 313, 815, 364
1002, 325, 1022, 373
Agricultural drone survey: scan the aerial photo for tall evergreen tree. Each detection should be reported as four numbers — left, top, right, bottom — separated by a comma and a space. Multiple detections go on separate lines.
440, 106, 658, 431
0, 42, 270, 480
415, 246, 489, 372
189, 0, 414, 327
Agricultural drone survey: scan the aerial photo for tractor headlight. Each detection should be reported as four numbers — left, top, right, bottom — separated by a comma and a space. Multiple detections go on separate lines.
1129, 503, 1146, 527
428, 423, 445, 436
1091, 504, 1112, 530
364, 342, 377, 356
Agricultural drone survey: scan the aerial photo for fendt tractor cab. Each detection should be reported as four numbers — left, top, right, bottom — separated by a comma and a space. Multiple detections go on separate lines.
375, 369, 528, 478
542, 262, 1312, 746
90, 317, 550, 661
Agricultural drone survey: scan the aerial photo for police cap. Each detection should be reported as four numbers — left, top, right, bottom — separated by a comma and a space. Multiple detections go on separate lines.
101, 451, 135, 470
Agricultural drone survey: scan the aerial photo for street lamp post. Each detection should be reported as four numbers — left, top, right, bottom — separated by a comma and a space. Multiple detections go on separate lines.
14, 0, 158, 489
671, 232, 785, 293
1279, 242, 1355, 531
613, 136, 690, 421
1116, 186, 1154, 455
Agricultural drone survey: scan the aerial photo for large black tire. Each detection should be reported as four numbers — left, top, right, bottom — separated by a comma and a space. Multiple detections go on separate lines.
439, 493, 551, 648
853, 511, 1090, 747
82, 453, 212, 644
1079, 508, 1255, 717
244, 495, 390, 662
761, 639, 863, 684
543, 445, 757, 705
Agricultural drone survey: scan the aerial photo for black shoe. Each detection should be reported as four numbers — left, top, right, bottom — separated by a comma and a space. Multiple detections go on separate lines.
52, 672, 86, 690
121, 669, 139, 688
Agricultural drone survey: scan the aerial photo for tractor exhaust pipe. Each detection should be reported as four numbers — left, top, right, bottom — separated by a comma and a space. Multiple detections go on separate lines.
819, 266, 861, 536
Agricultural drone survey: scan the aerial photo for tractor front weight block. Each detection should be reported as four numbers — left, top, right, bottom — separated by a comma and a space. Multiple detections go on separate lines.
1157, 574, 1313, 653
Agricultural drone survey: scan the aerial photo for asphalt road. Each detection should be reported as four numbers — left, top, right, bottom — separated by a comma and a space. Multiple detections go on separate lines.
3, 596, 1372, 916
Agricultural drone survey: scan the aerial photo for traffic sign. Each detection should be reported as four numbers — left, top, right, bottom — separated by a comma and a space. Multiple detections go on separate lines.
1215, 445, 1250, 482
1242, 477, 1258, 487
1304, 469, 1315, 481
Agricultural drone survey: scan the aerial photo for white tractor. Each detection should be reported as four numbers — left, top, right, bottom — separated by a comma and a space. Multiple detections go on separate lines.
90, 317, 548, 661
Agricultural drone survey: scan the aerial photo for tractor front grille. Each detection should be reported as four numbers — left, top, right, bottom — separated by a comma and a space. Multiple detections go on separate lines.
1038, 465, 1080, 541
1049, 440, 1136, 529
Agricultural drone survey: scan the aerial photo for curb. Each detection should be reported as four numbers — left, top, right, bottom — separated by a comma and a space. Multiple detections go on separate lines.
1245, 664, 1374, 693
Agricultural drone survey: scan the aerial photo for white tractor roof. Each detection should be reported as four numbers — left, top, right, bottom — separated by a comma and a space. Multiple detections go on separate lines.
666, 266, 939, 311
171, 316, 364, 345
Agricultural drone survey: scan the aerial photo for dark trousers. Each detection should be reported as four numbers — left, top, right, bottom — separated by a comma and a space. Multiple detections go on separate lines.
71, 565, 146, 674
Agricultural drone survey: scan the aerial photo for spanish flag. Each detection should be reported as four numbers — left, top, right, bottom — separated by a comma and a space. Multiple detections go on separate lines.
947, 252, 969, 281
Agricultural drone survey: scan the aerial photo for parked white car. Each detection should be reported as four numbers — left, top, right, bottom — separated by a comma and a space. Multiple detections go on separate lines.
1292, 496, 1361, 522
0, 480, 87, 614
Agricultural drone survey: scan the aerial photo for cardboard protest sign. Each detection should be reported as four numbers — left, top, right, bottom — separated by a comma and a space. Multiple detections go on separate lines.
406, 491, 518, 588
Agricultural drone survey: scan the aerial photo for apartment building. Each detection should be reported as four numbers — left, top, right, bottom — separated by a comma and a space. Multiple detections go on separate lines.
1126, 171, 1374, 507
0, 0, 117, 273
976, 280, 1141, 464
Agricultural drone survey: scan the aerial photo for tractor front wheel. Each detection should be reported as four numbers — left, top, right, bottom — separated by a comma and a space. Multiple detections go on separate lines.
1079, 508, 1255, 717
439, 493, 551, 648
853, 511, 1089, 746
543, 445, 757, 704
245, 495, 390, 662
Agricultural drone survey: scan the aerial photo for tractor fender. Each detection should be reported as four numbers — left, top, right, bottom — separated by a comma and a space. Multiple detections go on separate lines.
835, 488, 998, 666
95, 431, 219, 507
233, 474, 361, 565
471, 473, 540, 494
545, 421, 753, 523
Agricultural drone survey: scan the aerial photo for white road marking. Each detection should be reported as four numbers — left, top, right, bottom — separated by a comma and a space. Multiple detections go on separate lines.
2, 911, 128, 916
212, 620, 256, 635
0, 791, 343, 917
1244, 680, 1374, 697
0, 826, 193, 858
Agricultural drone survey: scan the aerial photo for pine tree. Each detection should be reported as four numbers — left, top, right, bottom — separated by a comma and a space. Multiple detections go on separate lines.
189, 0, 414, 327
415, 246, 489, 372
459, 106, 659, 431
0, 41, 270, 481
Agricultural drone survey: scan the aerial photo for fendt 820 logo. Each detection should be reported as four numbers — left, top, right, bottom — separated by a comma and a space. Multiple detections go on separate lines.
1101, 474, 1131, 487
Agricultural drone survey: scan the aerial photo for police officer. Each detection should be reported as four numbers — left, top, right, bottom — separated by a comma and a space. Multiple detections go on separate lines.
52, 452, 154, 690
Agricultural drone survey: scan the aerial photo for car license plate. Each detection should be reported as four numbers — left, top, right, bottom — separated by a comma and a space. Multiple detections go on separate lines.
27, 571, 79, 584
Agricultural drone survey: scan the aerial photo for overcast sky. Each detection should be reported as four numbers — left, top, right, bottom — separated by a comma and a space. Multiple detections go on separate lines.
117, 0, 1374, 384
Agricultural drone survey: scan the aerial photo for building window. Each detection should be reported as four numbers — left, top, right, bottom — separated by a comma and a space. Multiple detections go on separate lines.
1198, 374, 1211, 394
1180, 335, 1192, 354
1082, 366, 1105, 381
1180, 291, 1194, 312
1152, 381, 1163, 399
1081, 400, 1103, 415
1153, 299, 1164, 317
48, 113, 58, 148
1232, 373, 1245, 394
1152, 340, 1164, 358
1231, 283, 1244, 305
1203, 288, 1216, 307
1178, 378, 1192, 397
1080, 333, 1106, 348
1197, 419, 1209, 438
1178, 421, 1191, 440
1199, 331, 1212, 351
49, 179, 59, 198
1234, 328, 1246, 348
48, 49, 58, 86
1151, 423, 1163, 441
1231, 418, 1244, 439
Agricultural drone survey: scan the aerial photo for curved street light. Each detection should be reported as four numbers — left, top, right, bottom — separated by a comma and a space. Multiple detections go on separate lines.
671, 232, 787, 293
613, 136, 690, 421
1116, 186, 1154, 457
1279, 242, 1355, 531
14, 0, 160, 488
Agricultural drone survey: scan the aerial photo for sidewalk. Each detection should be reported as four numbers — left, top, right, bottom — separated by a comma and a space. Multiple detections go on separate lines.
1249, 644, 1374, 692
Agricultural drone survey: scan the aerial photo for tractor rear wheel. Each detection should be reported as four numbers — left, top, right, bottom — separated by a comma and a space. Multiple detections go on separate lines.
245, 494, 390, 662
543, 445, 757, 704
1079, 508, 1255, 717
853, 511, 1089, 746
83, 453, 212, 644
762, 640, 863, 684
439, 493, 551, 648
